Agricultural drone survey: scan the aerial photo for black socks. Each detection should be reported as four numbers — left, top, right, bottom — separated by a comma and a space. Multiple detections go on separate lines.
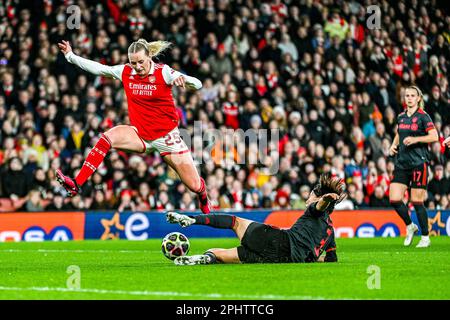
412, 202, 429, 236
390, 201, 412, 225
204, 251, 217, 264
391, 200, 429, 235
192, 214, 236, 229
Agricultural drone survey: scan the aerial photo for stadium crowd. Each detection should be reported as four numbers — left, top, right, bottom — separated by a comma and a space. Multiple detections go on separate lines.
0, 0, 449, 212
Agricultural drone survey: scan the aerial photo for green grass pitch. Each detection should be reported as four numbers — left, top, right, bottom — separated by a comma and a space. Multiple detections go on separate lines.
0, 237, 449, 300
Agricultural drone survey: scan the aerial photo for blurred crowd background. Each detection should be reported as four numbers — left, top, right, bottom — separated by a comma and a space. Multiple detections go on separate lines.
0, 0, 449, 212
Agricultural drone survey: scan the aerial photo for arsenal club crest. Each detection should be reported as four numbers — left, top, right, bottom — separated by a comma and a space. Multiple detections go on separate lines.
149, 76, 156, 83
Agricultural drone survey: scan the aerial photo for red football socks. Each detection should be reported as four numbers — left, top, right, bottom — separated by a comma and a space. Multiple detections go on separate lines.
75, 134, 112, 186
197, 177, 207, 196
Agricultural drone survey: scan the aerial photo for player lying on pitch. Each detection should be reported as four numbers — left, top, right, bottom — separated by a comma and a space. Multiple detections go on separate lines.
166, 173, 346, 265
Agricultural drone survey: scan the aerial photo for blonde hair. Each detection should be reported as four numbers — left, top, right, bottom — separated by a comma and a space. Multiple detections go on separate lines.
128, 39, 172, 58
406, 85, 425, 109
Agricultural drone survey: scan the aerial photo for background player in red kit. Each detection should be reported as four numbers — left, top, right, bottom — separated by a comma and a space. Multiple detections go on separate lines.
56, 39, 211, 213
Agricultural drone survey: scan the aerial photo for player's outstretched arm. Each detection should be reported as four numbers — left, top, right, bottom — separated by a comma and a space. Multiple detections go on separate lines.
58, 40, 124, 80
162, 64, 202, 90
316, 193, 339, 211
323, 232, 338, 263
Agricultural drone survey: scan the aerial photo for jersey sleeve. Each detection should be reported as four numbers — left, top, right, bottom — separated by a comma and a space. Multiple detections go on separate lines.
162, 64, 202, 90
324, 232, 338, 262
65, 52, 125, 81
305, 202, 325, 217
421, 113, 436, 132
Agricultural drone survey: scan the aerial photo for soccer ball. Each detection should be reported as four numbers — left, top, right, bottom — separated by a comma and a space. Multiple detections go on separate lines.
161, 232, 190, 260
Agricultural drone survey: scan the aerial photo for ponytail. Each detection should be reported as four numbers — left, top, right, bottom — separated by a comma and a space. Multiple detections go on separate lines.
407, 85, 425, 109
128, 39, 172, 58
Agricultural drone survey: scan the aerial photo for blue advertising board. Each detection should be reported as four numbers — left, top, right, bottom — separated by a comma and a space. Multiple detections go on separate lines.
83, 210, 450, 240
1, 210, 449, 242
84, 210, 272, 240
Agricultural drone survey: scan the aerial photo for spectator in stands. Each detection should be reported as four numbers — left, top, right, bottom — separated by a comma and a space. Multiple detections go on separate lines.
180, 193, 196, 211
116, 190, 136, 212
206, 43, 233, 81
30, 168, 50, 198
46, 191, 71, 211
352, 190, 369, 209
428, 165, 450, 203
370, 184, 390, 208
90, 189, 112, 210
1, 157, 30, 200
369, 122, 391, 161
21, 189, 44, 212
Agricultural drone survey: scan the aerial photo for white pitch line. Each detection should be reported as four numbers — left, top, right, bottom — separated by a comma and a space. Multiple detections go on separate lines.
0, 249, 158, 253
0, 286, 346, 300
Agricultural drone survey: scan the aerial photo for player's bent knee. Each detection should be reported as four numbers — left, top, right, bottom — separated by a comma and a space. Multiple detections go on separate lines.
411, 197, 426, 204
207, 248, 222, 255
206, 249, 225, 262
389, 191, 404, 203
208, 248, 240, 264
234, 217, 250, 230
177, 178, 199, 194
103, 128, 122, 145
186, 179, 201, 193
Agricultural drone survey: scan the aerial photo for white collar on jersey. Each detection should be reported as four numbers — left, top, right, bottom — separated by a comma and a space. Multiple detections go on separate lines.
149, 60, 155, 75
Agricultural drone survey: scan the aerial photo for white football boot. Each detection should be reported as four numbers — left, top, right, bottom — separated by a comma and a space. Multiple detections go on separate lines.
174, 255, 211, 266
416, 236, 431, 248
404, 223, 418, 246
166, 211, 196, 227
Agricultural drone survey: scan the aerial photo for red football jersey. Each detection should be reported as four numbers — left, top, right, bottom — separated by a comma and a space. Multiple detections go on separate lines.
122, 63, 178, 140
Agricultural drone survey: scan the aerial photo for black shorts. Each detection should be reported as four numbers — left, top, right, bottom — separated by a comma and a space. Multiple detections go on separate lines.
237, 222, 291, 263
392, 162, 429, 189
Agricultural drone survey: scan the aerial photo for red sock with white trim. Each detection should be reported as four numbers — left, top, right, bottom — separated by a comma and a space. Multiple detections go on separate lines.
196, 177, 211, 214
75, 134, 111, 186
196, 177, 206, 195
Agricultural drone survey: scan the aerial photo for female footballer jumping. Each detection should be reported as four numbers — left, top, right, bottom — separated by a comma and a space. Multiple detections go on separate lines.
389, 86, 439, 247
56, 39, 211, 213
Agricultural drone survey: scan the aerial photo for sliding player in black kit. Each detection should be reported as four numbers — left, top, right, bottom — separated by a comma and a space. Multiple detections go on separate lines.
166, 173, 346, 265
389, 86, 439, 248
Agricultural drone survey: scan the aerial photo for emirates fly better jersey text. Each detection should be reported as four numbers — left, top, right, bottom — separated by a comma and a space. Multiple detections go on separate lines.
122, 63, 179, 141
